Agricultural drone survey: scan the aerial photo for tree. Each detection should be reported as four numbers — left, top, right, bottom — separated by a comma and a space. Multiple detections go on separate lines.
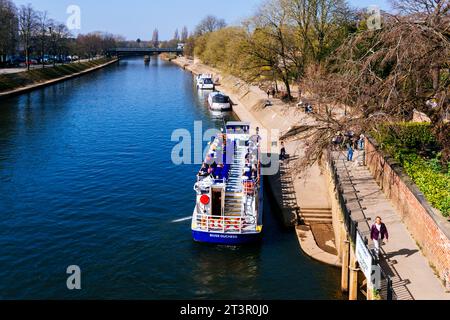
37, 11, 50, 67
18, 4, 38, 70
181, 26, 189, 42
152, 28, 159, 48
48, 22, 71, 65
173, 28, 180, 42
195, 15, 227, 36
248, 0, 303, 99
0, 0, 18, 64
296, 2, 450, 167
284, 0, 356, 70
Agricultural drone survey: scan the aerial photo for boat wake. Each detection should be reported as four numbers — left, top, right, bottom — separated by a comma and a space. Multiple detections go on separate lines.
171, 216, 193, 223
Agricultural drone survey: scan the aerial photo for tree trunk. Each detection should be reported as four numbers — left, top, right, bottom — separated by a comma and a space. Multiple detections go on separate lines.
432, 66, 440, 92
25, 46, 30, 71
283, 77, 292, 100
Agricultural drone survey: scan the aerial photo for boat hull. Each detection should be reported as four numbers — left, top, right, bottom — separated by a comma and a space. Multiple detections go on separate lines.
192, 230, 262, 245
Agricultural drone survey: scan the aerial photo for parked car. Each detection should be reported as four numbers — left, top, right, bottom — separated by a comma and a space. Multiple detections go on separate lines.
25, 59, 38, 66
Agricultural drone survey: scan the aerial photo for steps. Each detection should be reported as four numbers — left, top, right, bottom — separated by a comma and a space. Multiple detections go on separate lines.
224, 144, 247, 216
300, 208, 333, 224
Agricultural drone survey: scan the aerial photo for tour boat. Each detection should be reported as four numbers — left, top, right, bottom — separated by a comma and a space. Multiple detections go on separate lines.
207, 92, 232, 112
191, 122, 264, 245
196, 74, 215, 90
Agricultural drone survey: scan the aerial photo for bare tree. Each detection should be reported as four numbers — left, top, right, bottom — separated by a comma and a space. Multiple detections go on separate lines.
0, 0, 18, 64
18, 4, 38, 70
173, 28, 180, 42
152, 28, 159, 48
195, 15, 227, 35
181, 26, 189, 42
294, 4, 450, 167
37, 11, 50, 67
248, 0, 303, 99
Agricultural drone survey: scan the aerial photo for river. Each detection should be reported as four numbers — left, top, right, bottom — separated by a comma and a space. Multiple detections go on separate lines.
0, 57, 344, 299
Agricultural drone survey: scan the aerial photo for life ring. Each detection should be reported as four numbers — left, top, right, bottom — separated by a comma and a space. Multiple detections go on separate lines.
209, 218, 223, 229
200, 216, 208, 230
225, 218, 241, 231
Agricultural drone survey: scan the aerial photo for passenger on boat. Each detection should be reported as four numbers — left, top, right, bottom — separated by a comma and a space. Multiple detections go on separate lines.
198, 163, 211, 177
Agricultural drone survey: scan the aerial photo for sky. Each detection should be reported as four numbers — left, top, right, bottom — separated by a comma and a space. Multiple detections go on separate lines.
13, 0, 393, 40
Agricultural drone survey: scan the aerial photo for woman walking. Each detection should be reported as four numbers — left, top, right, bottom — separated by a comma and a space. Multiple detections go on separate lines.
371, 216, 389, 259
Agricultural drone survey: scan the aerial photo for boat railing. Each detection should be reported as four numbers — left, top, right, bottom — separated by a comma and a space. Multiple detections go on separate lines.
194, 214, 256, 234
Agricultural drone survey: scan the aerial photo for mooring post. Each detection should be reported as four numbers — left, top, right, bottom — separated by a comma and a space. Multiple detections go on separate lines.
341, 229, 350, 293
349, 249, 360, 300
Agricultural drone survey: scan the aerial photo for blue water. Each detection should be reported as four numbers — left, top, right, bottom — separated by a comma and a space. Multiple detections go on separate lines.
0, 57, 343, 299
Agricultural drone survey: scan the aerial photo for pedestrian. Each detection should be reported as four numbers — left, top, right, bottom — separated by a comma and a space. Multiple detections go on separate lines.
347, 144, 354, 161
371, 216, 389, 259
358, 134, 365, 151
267, 89, 271, 99
280, 142, 287, 161
271, 87, 276, 98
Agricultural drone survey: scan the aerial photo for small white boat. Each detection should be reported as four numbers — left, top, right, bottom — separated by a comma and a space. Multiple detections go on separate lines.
208, 92, 232, 111
196, 74, 215, 90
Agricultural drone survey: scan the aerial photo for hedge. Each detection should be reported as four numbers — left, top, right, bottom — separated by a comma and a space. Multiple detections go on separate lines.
373, 123, 449, 217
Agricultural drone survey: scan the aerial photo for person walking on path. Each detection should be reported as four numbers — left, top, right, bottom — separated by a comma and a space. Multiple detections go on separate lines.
279, 142, 287, 161
347, 144, 354, 161
371, 217, 389, 259
358, 134, 365, 150
267, 89, 271, 99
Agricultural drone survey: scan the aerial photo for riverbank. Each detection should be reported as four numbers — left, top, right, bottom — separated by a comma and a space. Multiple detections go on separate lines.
0, 58, 118, 99
171, 56, 340, 267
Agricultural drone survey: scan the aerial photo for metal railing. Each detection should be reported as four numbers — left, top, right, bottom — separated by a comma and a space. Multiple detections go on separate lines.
194, 214, 256, 234
328, 154, 394, 300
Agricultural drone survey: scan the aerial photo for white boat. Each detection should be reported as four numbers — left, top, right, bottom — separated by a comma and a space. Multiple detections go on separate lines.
191, 122, 264, 245
196, 74, 215, 90
208, 92, 232, 111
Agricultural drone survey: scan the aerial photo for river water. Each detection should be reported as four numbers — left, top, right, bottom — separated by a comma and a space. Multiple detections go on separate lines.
0, 57, 344, 299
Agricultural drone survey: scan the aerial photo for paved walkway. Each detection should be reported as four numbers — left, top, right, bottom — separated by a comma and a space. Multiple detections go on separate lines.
333, 151, 450, 300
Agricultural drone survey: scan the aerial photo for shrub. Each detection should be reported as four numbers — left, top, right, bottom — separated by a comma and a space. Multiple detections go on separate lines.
373, 123, 449, 217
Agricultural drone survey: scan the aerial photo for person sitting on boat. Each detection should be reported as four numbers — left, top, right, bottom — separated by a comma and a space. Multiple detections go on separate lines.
198, 163, 210, 177
251, 165, 258, 180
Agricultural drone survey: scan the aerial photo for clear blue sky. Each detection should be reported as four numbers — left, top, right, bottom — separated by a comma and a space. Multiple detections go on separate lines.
14, 0, 392, 40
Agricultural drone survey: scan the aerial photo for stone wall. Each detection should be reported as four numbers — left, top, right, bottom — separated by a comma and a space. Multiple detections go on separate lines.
365, 136, 450, 288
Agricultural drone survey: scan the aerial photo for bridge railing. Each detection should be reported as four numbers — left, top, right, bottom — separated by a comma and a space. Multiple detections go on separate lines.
108, 48, 183, 53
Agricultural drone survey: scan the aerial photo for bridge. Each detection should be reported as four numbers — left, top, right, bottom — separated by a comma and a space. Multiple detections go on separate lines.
108, 47, 183, 57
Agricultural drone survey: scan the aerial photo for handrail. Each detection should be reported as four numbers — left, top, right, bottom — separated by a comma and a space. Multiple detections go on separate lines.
194, 214, 257, 234
327, 150, 394, 300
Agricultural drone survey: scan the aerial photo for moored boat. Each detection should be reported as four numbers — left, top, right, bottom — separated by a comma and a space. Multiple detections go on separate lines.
196, 74, 215, 90
191, 122, 264, 245
207, 92, 232, 112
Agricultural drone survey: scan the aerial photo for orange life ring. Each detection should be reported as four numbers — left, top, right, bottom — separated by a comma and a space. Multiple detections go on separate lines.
225, 218, 241, 231
201, 216, 207, 230
209, 218, 223, 229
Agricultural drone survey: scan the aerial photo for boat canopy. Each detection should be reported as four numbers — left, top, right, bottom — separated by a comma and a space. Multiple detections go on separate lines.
212, 94, 230, 104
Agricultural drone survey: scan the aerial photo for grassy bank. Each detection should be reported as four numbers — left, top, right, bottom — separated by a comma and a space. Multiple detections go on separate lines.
0, 58, 115, 93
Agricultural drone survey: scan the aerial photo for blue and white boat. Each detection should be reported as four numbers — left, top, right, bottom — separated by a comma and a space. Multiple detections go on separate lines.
192, 122, 264, 245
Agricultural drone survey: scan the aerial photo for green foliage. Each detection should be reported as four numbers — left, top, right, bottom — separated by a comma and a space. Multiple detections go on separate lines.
373, 123, 449, 217
194, 27, 246, 72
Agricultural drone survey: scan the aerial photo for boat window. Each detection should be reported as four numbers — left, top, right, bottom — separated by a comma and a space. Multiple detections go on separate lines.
203, 78, 213, 85
213, 95, 230, 103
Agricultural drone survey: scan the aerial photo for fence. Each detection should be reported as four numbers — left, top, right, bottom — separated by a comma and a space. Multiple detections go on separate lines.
328, 154, 395, 300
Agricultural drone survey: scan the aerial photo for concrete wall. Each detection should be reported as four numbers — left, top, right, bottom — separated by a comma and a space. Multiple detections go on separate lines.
323, 156, 345, 260
365, 137, 450, 287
